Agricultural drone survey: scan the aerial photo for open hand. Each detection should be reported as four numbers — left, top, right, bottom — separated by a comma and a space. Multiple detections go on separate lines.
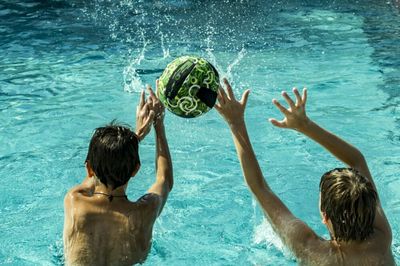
136, 89, 155, 141
147, 80, 165, 126
269, 88, 309, 131
215, 78, 250, 127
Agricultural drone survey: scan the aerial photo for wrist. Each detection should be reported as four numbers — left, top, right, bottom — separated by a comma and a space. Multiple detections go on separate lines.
135, 128, 145, 142
154, 120, 165, 132
295, 117, 312, 132
228, 119, 246, 131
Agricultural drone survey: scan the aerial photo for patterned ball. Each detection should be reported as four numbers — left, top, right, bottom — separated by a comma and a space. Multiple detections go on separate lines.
158, 56, 220, 118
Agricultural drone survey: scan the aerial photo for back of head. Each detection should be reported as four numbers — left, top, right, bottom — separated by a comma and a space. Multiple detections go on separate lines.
319, 168, 377, 242
85, 122, 140, 190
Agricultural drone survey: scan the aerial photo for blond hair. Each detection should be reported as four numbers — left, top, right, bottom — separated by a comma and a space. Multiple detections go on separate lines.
319, 168, 377, 241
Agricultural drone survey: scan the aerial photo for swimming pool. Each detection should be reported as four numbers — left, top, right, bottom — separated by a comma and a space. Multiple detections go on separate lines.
0, 0, 399, 265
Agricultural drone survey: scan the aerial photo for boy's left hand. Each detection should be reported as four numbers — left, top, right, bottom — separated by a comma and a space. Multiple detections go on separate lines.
136, 90, 155, 141
215, 78, 250, 127
147, 80, 165, 126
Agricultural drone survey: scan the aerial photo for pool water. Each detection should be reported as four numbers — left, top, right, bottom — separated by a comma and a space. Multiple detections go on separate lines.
0, 0, 399, 265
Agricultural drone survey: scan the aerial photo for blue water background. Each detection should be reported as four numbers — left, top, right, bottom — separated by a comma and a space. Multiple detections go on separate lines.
0, 1, 399, 265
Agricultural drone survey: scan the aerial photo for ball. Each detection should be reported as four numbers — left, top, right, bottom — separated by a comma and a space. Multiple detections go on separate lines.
157, 56, 220, 118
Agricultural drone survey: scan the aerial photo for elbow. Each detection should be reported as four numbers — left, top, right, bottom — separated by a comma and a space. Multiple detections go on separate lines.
351, 151, 367, 169
164, 172, 173, 191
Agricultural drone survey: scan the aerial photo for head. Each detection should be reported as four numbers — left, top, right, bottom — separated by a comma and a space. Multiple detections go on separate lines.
319, 168, 377, 242
85, 122, 140, 190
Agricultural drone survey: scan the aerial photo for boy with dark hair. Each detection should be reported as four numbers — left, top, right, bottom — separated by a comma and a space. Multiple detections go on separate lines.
63, 84, 172, 266
216, 78, 395, 265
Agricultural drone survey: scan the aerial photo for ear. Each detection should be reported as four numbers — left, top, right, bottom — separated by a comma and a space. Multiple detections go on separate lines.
131, 163, 141, 177
85, 161, 95, 178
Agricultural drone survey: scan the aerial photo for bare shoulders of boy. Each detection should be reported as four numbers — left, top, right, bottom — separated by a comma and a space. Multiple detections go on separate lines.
298, 230, 395, 266
63, 188, 162, 265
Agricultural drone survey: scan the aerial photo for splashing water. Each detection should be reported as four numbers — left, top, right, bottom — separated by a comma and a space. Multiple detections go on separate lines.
123, 31, 148, 93
253, 219, 289, 255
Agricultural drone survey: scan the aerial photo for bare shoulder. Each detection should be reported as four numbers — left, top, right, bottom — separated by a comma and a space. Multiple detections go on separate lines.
136, 193, 162, 214
131, 193, 163, 226
64, 186, 88, 205
298, 233, 395, 266
63, 185, 95, 220
286, 220, 329, 262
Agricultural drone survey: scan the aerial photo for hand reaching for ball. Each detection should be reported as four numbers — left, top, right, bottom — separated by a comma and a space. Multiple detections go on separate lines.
215, 78, 250, 127
135, 89, 155, 142
147, 80, 165, 126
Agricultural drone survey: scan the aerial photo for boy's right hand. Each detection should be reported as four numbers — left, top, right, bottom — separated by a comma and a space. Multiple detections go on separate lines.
269, 88, 309, 131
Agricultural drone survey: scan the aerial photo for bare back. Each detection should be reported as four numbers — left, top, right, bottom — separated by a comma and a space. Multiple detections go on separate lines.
63, 190, 160, 266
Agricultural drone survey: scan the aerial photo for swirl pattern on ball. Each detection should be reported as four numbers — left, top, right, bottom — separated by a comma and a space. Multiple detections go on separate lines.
158, 56, 219, 118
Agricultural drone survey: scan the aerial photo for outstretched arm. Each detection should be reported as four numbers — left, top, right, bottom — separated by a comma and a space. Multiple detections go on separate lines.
145, 82, 173, 216
269, 88, 391, 236
269, 89, 372, 185
216, 79, 319, 259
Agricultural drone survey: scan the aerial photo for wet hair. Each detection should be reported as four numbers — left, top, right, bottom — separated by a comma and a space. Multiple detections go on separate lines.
85, 122, 140, 190
319, 168, 377, 242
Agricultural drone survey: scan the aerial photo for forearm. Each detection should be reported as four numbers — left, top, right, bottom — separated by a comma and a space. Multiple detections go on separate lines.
229, 121, 269, 193
229, 121, 300, 234
154, 122, 173, 191
298, 119, 366, 169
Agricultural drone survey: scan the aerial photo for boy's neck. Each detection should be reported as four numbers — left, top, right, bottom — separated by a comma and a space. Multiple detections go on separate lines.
94, 178, 127, 196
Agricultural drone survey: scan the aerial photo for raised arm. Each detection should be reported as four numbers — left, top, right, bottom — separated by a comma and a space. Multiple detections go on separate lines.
269, 88, 372, 184
269, 88, 391, 236
145, 83, 173, 216
215, 79, 319, 258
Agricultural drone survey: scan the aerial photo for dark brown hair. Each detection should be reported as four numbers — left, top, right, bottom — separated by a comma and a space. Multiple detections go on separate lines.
85, 122, 140, 190
319, 168, 377, 241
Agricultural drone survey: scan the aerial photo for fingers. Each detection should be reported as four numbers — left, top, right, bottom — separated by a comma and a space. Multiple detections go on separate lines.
146, 84, 156, 99
147, 110, 155, 124
293, 87, 302, 105
139, 90, 145, 109
218, 87, 227, 105
155, 79, 159, 95
302, 88, 307, 105
240, 89, 250, 107
268, 118, 287, 128
224, 78, 235, 100
214, 103, 222, 113
282, 91, 295, 109
272, 99, 289, 115
142, 102, 150, 114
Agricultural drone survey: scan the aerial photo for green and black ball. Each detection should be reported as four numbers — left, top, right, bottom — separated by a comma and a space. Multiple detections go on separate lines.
158, 56, 220, 118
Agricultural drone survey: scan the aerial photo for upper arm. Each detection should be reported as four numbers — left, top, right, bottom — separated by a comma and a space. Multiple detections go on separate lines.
147, 173, 172, 215
252, 184, 320, 258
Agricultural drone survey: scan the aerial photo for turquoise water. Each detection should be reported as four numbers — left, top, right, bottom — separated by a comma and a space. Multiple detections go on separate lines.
0, 1, 399, 265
